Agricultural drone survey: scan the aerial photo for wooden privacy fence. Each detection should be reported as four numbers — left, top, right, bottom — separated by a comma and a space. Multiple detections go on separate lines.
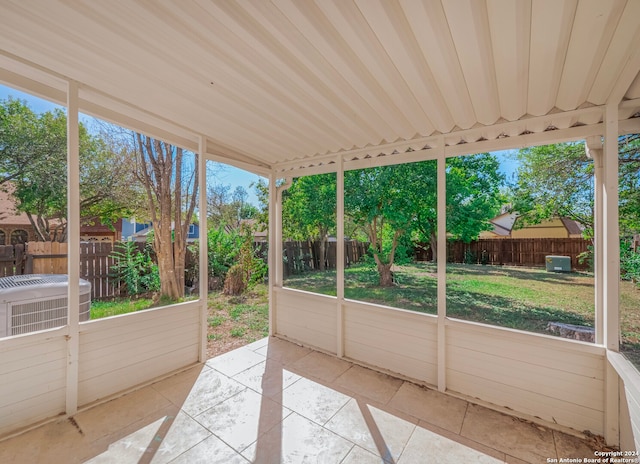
0, 240, 369, 299
282, 240, 368, 277
416, 238, 591, 270
0, 242, 127, 300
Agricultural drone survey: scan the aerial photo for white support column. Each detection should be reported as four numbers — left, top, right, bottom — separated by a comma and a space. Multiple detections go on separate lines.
336, 157, 345, 357
603, 103, 620, 352
66, 80, 80, 416
585, 136, 604, 345
603, 103, 620, 446
197, 136, 208, 362
437, 139, 446, 393
268, 173, 276, 336
275, 178, 292, 289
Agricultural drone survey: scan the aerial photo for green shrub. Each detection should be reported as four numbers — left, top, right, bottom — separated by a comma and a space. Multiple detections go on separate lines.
111, 241, 160, 296
621, 240, 640, 284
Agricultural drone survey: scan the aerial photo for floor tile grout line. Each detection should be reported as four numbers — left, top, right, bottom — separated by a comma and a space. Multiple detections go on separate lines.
337, 444, 357, 464
163, 430, 213, 464
458, 400, 470, 435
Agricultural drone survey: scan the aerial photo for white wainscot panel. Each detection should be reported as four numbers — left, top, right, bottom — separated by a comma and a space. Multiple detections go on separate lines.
344, 300, 437, 384
0, 328, 67, 436
275, 287, 337, 354
609, 351, 640, 453
78, 303, 200, 406
446, 320, 605, 435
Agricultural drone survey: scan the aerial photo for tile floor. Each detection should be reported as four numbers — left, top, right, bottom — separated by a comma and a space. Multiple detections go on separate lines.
0, 337, 602, 463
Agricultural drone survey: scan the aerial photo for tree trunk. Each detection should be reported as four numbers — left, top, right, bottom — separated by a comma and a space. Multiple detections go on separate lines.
318, 237, 326, 271
430, 232, 438, 263
136, 135, 197, 301
377, 261, 394, 287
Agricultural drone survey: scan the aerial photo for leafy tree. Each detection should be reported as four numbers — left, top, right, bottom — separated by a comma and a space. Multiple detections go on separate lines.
345, 164, 417, 286
135, 133, 198, 299
282, 173, 336, 270
251, 178, 269, 231
0, 98, 138, 241
207, 183, 258, 229
446, 155, 505, 242
0, 98, 42, 188
618, 134, 640, 236
345, 156, 503, 286
511, 143, 594, 237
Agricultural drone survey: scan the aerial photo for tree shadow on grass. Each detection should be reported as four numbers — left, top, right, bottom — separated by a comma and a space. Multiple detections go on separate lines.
445, 287, 593, 334
283, 263, 593, 339
445, 263, 594, 288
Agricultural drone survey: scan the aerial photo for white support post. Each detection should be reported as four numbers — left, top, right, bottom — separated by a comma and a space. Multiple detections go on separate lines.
603, 103, 620, 446
586, 136, 604, 345
603, 103, 620, 352
437, 139, 446, 392
197, 136, 208, 362
336, 157, 345, 357
66, 80, 80, 416
268, 173, 276, 336
275, 178, 292, 289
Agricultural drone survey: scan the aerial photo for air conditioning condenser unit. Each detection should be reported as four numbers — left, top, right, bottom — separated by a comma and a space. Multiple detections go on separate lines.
545, 256, 571, 272
0, 274, 91, 337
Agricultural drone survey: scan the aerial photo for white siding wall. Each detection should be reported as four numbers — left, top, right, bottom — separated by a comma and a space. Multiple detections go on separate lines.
447, 319, 605, 435
275, 287, 336, 354
609, 352, 640, 452
0, 328, 68, 436
344, 300, 437, 384
274, 289, 607, 434
78, 302, 200, 406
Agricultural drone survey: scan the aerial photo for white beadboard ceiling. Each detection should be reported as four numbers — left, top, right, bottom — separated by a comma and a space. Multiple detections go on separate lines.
0, 0, 639, 175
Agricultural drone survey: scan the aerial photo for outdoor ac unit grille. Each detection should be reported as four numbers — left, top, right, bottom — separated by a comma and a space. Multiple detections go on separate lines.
10, 292, 91, 336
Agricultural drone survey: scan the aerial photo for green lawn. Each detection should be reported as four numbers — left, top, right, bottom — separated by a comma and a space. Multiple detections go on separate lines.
284, 262, 640, 364
89, 264, 640, 366
89, 298, 155, 318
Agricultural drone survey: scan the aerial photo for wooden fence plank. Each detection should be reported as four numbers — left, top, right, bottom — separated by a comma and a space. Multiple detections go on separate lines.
416, 238, 591, 270
282, 240, 368, 277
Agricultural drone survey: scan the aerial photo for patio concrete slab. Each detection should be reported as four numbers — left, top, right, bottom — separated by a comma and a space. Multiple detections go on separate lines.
255, 337, 312, 365
0, 336, 607, 464
280, 376, 351, 425
334, 364, 404, 404
288, 349, 352, 382
460, 403, 557, 463
341, 445, 384, 463
388, 381, 469, 433
324, 397, 416, 461
232, 359, 302, 398
170, 434, 249, 464
240, 412, 354, 464
179, 367, 246, 417
194, 388, 291, 453
205, 346, 265, 377
398, 423, 504, 464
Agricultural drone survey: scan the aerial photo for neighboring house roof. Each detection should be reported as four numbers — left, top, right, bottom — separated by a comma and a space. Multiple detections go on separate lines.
483, 212, 517, 237
482, 212, 584, 239
560, 217, 584, 236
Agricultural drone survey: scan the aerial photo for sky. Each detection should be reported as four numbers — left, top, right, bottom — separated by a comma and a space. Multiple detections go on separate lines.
1, 83, 519, 205
0, 84, 264, 205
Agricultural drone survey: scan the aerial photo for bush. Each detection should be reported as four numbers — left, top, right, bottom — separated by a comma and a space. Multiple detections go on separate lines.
188, 226, 242, 282
621, 240, 640, 284
111, 241, 160, 296
223, 263, 246, 295
222, 223, 267, 294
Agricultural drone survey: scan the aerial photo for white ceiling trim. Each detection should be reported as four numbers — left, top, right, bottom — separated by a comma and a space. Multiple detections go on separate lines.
274, 103, 640, 177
